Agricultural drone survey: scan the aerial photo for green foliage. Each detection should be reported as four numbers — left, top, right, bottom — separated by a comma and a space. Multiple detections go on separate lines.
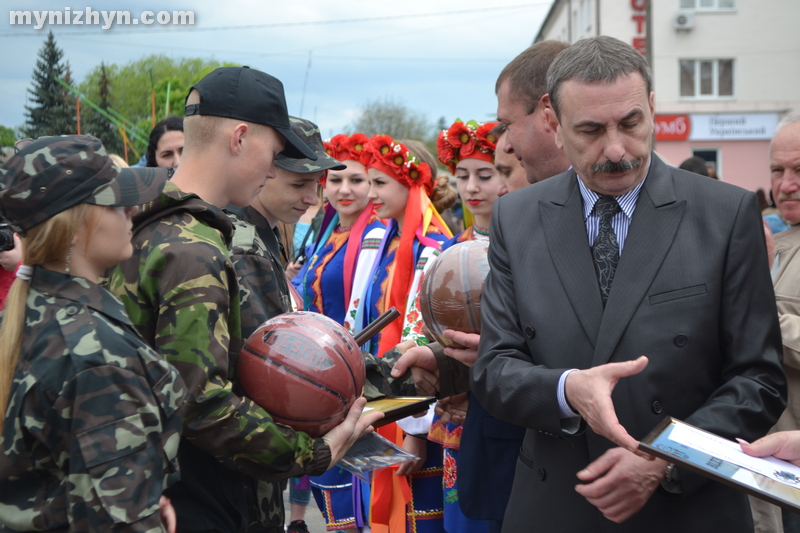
81, 63, 123, 155
0, 126, 15, 147
22, 31, 77, 138
77, 55, 238, 152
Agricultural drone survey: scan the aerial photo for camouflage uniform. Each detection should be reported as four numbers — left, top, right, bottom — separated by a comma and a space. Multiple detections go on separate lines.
0, 135, 183, 532
0, 268, 186, 532
222, 117, 347, 532
106, 181, 330, 533
228, 205, 332, 533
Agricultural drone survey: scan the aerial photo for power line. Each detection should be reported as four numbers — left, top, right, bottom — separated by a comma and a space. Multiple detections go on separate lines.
0, 3, 548, 37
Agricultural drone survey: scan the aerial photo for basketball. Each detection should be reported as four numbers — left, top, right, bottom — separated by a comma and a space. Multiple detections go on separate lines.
237, 311, 366, 437
419, 240, 490, 347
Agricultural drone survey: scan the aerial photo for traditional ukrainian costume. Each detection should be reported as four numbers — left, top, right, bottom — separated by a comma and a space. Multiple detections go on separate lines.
302, 134, 387, 531
426, 120, 499, 533
345, 135, 453, 533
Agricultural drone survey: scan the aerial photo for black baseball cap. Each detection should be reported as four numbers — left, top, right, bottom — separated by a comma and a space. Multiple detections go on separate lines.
185, 66, 317, 161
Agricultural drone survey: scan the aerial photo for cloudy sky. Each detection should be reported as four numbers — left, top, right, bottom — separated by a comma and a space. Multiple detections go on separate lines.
0, 1, 553, 138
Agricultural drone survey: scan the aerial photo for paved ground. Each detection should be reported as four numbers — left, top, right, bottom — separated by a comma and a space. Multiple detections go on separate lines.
282, 486, 328, 532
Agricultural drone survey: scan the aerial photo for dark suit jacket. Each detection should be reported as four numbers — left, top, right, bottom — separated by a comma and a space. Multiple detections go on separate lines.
471, 156, 787, 533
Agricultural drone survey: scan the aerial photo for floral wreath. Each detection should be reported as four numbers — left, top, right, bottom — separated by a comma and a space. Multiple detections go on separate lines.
324, 133, 371, 165
437, 119, 499, 174
365, 134, 434, 194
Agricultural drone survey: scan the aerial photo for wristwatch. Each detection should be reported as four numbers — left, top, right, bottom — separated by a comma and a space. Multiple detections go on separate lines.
661, 462, 682, 494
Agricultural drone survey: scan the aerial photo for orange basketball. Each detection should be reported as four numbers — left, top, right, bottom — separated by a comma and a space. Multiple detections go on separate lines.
420, 240, 490, 347
237, 311, 366, 437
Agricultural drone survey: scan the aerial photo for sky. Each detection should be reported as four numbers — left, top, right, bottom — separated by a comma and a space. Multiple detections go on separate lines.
0, 1, 554, 139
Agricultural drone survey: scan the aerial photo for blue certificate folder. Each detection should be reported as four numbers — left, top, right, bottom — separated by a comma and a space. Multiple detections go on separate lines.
640, 417, 800, 512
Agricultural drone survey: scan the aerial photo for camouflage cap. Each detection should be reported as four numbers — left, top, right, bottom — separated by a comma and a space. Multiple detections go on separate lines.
0, 135, 169, 233
275, 117, 346, 174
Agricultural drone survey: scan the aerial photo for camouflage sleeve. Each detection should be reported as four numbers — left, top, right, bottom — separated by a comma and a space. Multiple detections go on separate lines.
363, 348, 418, 400
122, 227, 329, 481
30, 366, 177, 532
430, 342, 471, 397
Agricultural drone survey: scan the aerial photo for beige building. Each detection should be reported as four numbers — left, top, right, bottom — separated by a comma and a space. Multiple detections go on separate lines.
535, 0, 800, 192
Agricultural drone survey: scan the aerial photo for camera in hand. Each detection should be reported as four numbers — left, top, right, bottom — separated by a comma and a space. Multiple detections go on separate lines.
0, 223, 14, 252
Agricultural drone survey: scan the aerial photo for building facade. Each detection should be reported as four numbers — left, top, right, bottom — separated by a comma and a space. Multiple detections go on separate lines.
535, 0, 800, 192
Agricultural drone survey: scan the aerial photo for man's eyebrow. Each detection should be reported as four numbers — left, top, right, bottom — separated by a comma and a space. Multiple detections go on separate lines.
573, 109, 644, 129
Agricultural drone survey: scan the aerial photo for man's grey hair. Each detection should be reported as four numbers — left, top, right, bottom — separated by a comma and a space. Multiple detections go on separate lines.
775, 114, 800, 136
546, 36, 653, 119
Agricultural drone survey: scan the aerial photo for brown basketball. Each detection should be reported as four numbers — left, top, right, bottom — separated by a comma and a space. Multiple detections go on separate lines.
420, 240, 490, 347
237, 311, 366, 437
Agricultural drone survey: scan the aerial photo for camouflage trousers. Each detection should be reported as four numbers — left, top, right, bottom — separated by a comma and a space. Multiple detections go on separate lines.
246, 479, 285, 533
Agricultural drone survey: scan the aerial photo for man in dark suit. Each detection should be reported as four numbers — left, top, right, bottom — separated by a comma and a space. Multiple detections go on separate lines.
471, 35, 787, 532
391, 40, 572, 533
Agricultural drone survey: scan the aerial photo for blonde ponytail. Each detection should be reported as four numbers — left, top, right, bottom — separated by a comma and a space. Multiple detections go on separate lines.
0, 204, 87, 424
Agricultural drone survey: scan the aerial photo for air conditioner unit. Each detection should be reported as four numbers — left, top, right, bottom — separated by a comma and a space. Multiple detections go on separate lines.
674, 11, 695, 30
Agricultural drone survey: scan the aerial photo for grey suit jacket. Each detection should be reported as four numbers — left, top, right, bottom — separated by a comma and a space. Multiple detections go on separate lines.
471, 155, 786, 532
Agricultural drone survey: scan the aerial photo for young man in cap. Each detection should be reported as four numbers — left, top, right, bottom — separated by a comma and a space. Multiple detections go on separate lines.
226, 116, 346, 533
106, 67, 380, 533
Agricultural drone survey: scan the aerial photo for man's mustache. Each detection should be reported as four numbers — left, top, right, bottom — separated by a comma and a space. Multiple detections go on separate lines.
593, 159, 642, 174
779, 192, 800, 202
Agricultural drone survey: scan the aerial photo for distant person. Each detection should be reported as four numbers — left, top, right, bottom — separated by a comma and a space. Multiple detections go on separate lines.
765, 114, 800, 533
492, 126, 527, 193
146, 116, 184, 168
678, 155, 709, 176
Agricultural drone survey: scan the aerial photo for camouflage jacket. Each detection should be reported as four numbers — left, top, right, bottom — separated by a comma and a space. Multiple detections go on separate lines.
227, 205, 293, 338
0, 267, 185, 532
105, 181, 330, 482
226, 205, 331, 532
362, 342, 469, 400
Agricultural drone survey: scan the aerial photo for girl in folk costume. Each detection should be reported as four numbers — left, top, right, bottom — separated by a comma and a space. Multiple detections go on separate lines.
428, 119, 504, 533
345, 135, 455, 533
303, 133, 386, 532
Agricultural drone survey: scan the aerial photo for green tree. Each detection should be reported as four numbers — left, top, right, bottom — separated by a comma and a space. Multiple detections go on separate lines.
0, 126, 15, 148
22, 31, 77, 137
78, 55, 238, 153
81, 63, 122, 154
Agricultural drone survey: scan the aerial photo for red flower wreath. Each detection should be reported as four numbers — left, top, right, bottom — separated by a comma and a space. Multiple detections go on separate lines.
437, 119, 499, 173
365, 134, 434, 194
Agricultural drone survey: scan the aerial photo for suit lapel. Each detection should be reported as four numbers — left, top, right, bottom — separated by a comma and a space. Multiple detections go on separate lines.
540, 171, 604, 349
590, 157, 686, 367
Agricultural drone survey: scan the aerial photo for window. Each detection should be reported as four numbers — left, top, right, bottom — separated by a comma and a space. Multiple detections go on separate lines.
679, 59, 734, 98
680, 0, 735, 9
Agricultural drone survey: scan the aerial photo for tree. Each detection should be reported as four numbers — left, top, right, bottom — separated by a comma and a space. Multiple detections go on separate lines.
347, 97, 434, 142
81, 63, 123, 154
22, 31, 76, 137
78, 55, 238, 153
0, 126, 15, 148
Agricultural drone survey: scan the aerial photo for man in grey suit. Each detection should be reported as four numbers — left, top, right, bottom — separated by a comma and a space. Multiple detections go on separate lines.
471, 35, 787, 532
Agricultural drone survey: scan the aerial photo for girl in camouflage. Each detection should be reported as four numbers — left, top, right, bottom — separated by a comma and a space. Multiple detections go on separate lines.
0, 135, 186, 532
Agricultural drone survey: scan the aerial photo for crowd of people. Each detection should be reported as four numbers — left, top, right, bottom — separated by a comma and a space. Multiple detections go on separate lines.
1, 34, 799, 533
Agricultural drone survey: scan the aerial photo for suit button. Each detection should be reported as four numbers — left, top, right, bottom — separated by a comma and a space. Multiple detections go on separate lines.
652, 401, 663, 414
525, 326, 536, 339
538, 467, 547, 481
66, 305, 79, 316
674, 335, 688, 347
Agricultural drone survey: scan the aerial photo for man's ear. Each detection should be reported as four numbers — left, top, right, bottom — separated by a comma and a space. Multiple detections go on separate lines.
229, 123, 249, 155
542, 95, 564, 150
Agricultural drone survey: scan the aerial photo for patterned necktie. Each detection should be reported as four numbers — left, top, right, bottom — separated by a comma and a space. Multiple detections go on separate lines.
593, 196, 621, 307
